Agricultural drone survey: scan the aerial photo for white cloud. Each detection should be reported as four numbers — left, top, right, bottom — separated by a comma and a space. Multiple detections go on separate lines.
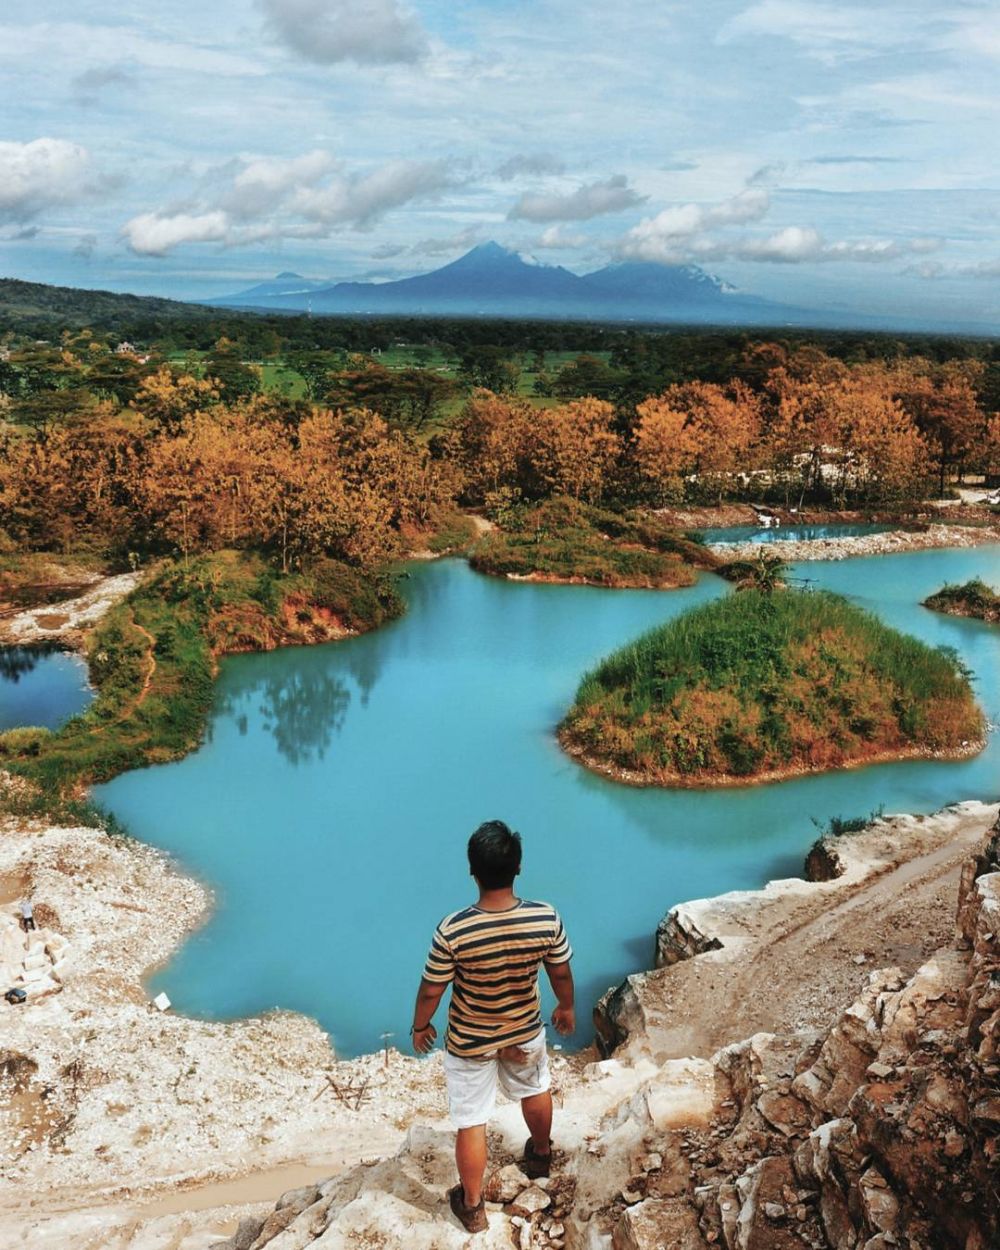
508, 175, 645, 222
121, 154, 454, 254
226, 150, 337, 219
0, 22, 264, 79
965, 258, 1000, 278
536, 225, 589, 249
618, 186, 942, 266
0, 138, 96, 224
905, 261, 945, 279
260, 0, 428, 65
122, 211, 230, 256
293, 160, 453, 228
718, 1, 931, 64
407, 226, 482, 256
618, 189, 771, 260
942, 13, 1000, 62
710, 229, 939, 264
736, 225, 824, 261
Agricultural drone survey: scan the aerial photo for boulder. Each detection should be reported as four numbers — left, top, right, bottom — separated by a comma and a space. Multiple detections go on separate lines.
733, 1157, 811, 1250
509, 1185, 551, 1217
655, 906, 724, 968
594, 974, 650, 1058
803, 838, 845, 883
612, 1198, 709, 1250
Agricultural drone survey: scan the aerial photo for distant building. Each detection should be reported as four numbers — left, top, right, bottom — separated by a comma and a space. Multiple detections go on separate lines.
115, 341, 151, 363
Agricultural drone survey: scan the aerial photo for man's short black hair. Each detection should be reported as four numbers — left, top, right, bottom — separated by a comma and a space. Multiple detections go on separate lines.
468, 820, 522, 889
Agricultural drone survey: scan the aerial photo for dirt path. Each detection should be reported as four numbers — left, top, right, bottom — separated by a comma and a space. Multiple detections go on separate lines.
131, 620, 157, 708
614, 801, 998, 1061
726, 815, 983, 1041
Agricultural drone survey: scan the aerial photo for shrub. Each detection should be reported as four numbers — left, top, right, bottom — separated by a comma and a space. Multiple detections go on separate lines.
0, 726, 51, 758
562, 589, 983, 784
470, 496, 716, 588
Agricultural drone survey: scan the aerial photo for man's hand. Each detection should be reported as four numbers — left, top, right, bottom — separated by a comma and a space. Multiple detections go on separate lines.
412, 1023, 437, 1054
411, 977, 447, 1055
551, 1005, 575, 1036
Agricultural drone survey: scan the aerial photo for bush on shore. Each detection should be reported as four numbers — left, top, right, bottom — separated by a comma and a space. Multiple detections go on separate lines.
470, 496, 718, 589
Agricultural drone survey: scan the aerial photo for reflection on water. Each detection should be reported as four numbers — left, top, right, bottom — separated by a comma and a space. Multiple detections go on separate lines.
210, 624, 390, 764
0, 643, 92, 731
704, 523, 893, 545
96, 548, 1000, 1057
0, 643, 56, 682
217, 666, 352, 766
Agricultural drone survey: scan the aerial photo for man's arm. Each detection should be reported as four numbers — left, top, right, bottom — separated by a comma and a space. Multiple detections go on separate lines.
545, 959, 575, 1036
411, 976, 448, 1054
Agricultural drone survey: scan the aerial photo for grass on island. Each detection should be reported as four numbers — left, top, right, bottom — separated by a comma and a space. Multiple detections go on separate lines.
401, 505, 480, 556
924, 579, 1000, 624
470, 497, 719, 589
0, 550, 404, 795
562, 588, 984, 784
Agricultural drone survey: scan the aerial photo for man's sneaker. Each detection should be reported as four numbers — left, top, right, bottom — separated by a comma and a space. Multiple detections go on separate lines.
522, 1137, 552, 1179
448, 1184, 488, 1233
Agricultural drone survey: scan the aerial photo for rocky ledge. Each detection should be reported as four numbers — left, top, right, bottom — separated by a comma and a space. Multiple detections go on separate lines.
204, 809, 1000, 1250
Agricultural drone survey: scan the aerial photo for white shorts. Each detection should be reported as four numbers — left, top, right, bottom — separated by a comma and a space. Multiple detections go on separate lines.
442, 1028, 550, 1129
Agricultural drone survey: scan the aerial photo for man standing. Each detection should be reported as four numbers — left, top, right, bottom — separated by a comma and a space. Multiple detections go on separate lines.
411, 820, 575, 1235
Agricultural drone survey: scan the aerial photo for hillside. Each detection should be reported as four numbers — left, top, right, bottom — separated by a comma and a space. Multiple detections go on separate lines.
561, 589, 984, 785
0, 276, 224, 334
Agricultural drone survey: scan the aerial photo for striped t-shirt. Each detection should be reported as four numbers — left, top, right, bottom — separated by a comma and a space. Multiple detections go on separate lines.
422, 899, 572, 1057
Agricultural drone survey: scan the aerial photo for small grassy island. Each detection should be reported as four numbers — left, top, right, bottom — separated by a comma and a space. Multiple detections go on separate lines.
470, 497, 719, 589
923, 579, 1000, 624
561, 589, 984, 786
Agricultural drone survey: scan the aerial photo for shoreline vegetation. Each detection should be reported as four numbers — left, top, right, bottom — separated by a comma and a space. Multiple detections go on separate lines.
560, 588, 985, 787
468, 496, 719, 588
0, 549, 409, 806
923, 577, 1000, 624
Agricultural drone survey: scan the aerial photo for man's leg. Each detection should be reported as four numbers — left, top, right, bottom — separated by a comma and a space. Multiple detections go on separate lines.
520, 1090, 552, 1156
455, 1124, 488, 1206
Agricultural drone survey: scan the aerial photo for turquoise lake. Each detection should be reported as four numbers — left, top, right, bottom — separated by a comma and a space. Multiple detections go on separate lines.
95, 546, 1000, 1057
0, 645, 92, 731
703, 522, 893, 544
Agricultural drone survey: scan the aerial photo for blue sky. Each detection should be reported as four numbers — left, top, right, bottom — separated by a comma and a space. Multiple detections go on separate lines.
2, 0, 999, 326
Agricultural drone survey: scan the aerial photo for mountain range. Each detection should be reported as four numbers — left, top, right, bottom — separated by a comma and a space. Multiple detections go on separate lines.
206, 242, 824, 326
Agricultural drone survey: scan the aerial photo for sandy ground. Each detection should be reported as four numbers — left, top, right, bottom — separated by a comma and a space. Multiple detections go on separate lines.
0, 811, 454, 1246
0, 573, 142, 647
1, 797, 996, 1247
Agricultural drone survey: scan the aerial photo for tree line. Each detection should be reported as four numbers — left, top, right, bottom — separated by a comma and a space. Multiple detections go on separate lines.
1, 337, 997, 573
454, 344, 999, 509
